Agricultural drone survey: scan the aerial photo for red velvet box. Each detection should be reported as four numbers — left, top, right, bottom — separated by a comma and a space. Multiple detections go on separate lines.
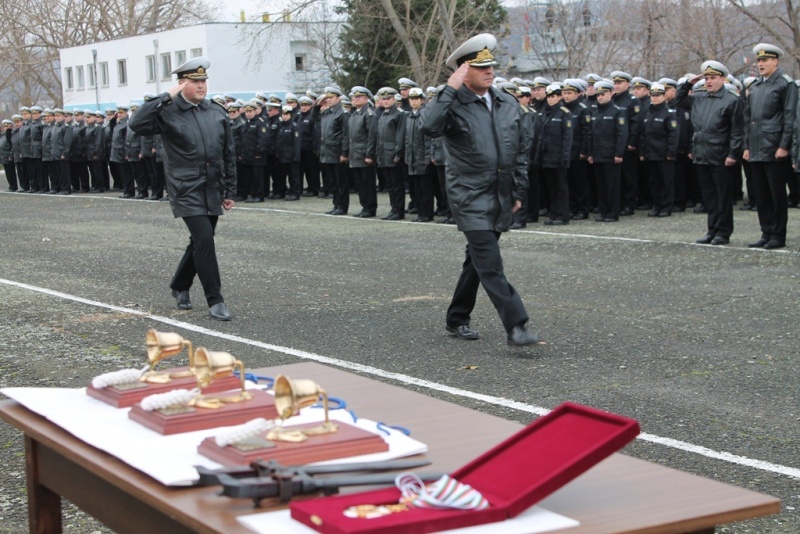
290, 402, 640, 534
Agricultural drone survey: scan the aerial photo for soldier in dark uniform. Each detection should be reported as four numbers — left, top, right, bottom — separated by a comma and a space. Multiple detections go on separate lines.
41, 109, 56, 193
264, 101, 284, 199
376, 87, 406, 220
110, 105, 133, 198
103, 108, 119, 191
240, 100, 268, 202
139, 95, 160, 199
11, 115, 25, 192
126, 103, 150, 199
52, 110, 72, 194
344, 86, 378, 218
661, 77, 691, 212
29, 107, 46, 193
129, 57, 236, 321
510, 84, 536, 229
276, 105, 302, 200
562, 79, 592, 220
404, 87, 434, 222
610, 71, 641, 216
744, 43, 797, 249
69, 110, 90, 193
1, 120, 17, 191
588, 80, 627, 222
227, 102, 246, 200
316, 87, 349, 215
632, 77, 653, 210
18, 107, 33, 192
676, 61, 743, 245
528, 77, 550, 219
639, 82, 678, 217
422, 33, 541, 346
535, 84, 573, 225
296, 96, 320, 197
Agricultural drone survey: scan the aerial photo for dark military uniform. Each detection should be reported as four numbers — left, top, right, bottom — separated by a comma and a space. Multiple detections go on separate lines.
41, 119, 55, 192
86, 122, 107, 192
317, 101, 349, 214
241, 114, 268, 201
376, 105, 406, 217
612, 91, 640, 214
589, 100, 628, 220
565, 98, 592, 218
296, 107, 320, 196
405, 107, 433, 221
53, 119, 72, 194
344, 104, 378, 216
745, 68, 797, 247
110, 115, 133, 197
535, 103, 573, 224
275, 117, 302, 199
639, 101, 679, 215
1, 125, 17, 191
69, 117, 90, 192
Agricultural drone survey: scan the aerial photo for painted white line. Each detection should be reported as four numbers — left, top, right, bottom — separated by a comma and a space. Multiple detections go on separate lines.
2, 276, 799, 480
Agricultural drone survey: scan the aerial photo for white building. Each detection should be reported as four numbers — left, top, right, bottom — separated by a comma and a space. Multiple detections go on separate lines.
58, 21, 340, 112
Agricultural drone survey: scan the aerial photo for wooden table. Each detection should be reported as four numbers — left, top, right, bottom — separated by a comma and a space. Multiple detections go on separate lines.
0, 362, 780, 534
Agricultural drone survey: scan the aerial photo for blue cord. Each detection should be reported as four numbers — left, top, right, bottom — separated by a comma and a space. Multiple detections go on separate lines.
234, 371, 274, 388
311, 396, 346, 411
376, 422, 411, 436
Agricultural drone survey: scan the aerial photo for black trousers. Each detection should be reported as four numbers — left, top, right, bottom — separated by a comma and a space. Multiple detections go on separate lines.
696, 164, 733, 239
26, 158, 44, 192
544, 167, 569, 222
268, 156, 286, 197
90, 160, 105, 191
322, 162, 349, 212
568, 159, 591, 216
130, 160, 148, 195
16, 162, 27, 191
301, 150, 320, 193
352, 166, 377, 214
646, 160, 675, 214
673, 154, 689, 208
152, 161, 166, 198
410, 172, 434, 219
142, 157, 158, 195
58, 161, 71, 192
3, 163, 17, 190
447, 231, 528, 332
47, 161, 60, 191
171, 215, 224, 307
70, 160, 89, 191
434, 165, 449, 216
594, 162, 621, 219
750, 160, 790, 243
382, 165, 405, 214
621, 150, 638, 209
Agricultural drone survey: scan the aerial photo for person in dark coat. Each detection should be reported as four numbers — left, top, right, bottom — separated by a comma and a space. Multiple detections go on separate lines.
129, 57, 237, 321
316, 87, 349, 215
344, 86, 378, 218
52, 110, 72, 194
240, 100, 268, 202
276, 105, 302, 200
535, 84, 573, 225
588, 81, 628, 222
405, 87, 434, 222
421, 33, 541, 346
0, 120, 16, 191
639, 82, 678, 217
376, 87, 406, 219
110, 105, 133, 198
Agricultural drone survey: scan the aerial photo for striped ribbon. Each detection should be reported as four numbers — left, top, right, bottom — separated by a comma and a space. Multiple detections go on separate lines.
395, 473, 489, 510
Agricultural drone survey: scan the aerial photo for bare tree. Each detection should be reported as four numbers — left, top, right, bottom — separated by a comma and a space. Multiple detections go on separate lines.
727, 0, 800, 74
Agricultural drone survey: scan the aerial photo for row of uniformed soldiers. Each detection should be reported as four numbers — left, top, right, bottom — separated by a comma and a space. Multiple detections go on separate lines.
1, 101, 167, 199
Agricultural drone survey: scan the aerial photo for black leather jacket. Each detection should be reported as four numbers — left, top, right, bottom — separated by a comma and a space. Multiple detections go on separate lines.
675, 83, 743, 166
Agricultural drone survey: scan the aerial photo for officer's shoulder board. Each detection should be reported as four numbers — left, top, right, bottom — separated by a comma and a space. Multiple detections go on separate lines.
783, 74, 793, 83
560, 106, 570, 113
366, 108, 375, 117
579, 102, 587, 109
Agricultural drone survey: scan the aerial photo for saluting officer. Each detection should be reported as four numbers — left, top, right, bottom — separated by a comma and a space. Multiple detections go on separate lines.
676, 61, 743, 245
588, 80, 628, 222
744, 43, 797, 249
344, 86, 378, 218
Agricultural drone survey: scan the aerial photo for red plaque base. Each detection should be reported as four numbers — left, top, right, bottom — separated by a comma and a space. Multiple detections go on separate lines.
86, 367, 242, 408
197, 421, 389, 466
290, 402, 640, 534
128, 388, 278, 435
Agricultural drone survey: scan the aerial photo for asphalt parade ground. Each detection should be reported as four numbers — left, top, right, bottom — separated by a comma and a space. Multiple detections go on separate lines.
0, 189, 798, 533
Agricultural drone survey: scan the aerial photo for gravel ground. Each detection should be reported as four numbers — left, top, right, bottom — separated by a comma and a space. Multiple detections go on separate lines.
0, 189, 798, 533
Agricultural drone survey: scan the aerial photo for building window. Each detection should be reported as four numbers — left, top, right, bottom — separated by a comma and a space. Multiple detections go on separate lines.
100, 62, 109, 87
295, 54, 305, 71
190, 48, 202, 58
160, 53, 172, 80
87, 64, 96, 88
76, 65, 85, 90
146, 55, 156, 82
174, 50, 186, 68
64, 67, 74, 90
117, 59, 127, 86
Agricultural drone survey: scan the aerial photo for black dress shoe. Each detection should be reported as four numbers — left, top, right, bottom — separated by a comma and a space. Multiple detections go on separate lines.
284, 195, 300, 201
594, 216, 607, 222
446, 324, 479, 340
209, 302, 232, 321
739, 203, 753, 211
710, 236, 729, 245
381, 211, 396, 220
325, 208, 336, 214
414, 216, 432, 222
407, 207, 418, 214
510, 222, 526, 229
647, 210, 659, 217
507, 325, 541, 346
657, 211, 671, 217
301, 191, 317, 197
672, 206, 685, 213
330, 209, 346, 215
636, 203, 653, 210
324, 193, 334, 199
571, 212, 587, 220
134, 193, 147, 199
696, 234, 714, 244
385, 212, 404, 221
545, 220, 566, 226
764, 239, 785, 250
59, 190, 71, 195
748, 238, 768, 248
692, 205, 707, 213
171, 289, 192, 310
602, 217, 619, 222
620, 208, 634, 216
119, 194, 134, 198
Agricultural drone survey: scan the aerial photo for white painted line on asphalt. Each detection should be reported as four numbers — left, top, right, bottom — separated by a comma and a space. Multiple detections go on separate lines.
2, 276, 799, 480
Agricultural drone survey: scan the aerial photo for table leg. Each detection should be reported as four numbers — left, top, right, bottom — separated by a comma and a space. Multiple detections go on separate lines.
25, 435, 62, 534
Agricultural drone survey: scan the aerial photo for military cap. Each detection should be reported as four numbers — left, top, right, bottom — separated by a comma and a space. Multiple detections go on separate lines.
509, 77, 525, 87
306, 89, 318, 99
493, 77, 508, 85
724, 83, 739, 94
376, 87, 398, 98
236, 98, 246, 105
243, 100, 258, 110
281, 105, 293, 113
398, 77, 418, 89
585, 73, 603, 84
351, 86, 373, 99
522, 79, 536, 87
692, 79, 706, 92
426, 86, 438, 97
128, 102, 139, 110
54, 108, 65, 115
731, 78, 743, 91
227, 101, 242, 110
631, 77, 651, 88
298, 96, 314, 105
143, 92, 157, 101
224, 93, 236, 101
341, 97, 352, 107
593, 80, 614, 94
324, 86, 343, 98
210, 94, 225, 105
285, 92, 298, 103
171, 56, 209, 80
753, 43, 783, 59
12, 114, 22, 121
518, 86, 532, 96
531, 77, 551, 88
498, 82, 519, 96
408, 87, 425, 99
30, 106, 43, 113
649, 82, 666, 95
394, 94, 403, 103
445, 33, 498, 70
263, 101, 281, 108
562, 79, 582, 92
249, 98, 264, 107
658, 77, 678, 89
700, 60, 728, 77
610, 71, 632, 83
545, 83, 562, 96
743, 76, 757, 88
95, 111, 104, 118
19, 106, 31, 113
268, 94, 282, 103
255, 91, 268, 100
73, 109, 84, 115
1, 119, 12, 125
43, 108, 54, 116
116, 104, 129, 112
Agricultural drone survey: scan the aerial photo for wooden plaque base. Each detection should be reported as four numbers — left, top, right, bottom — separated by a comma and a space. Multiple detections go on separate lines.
86, 367, 242, 408
128, 388, 278, 435
197, 421, 389, 466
